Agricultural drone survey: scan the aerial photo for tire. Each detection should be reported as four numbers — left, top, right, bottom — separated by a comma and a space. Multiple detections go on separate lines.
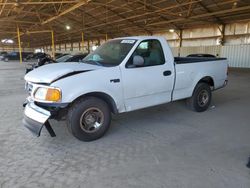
67, 97, 111, 141
187, 82, 212, 112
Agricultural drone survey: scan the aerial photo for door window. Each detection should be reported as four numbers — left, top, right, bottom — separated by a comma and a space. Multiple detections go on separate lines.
126, 40, 165, 68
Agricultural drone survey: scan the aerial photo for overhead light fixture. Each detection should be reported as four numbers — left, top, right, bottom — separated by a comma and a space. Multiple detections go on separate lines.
14, 0, 19, 6
1, 39, 14, 44
232, 1, 238, 8
92, 45, 98, 51
169, 29, 175, 33
66, 25, 71, 30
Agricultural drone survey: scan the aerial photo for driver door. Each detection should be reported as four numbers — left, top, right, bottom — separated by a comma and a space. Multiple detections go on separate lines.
121, 39, 174, 111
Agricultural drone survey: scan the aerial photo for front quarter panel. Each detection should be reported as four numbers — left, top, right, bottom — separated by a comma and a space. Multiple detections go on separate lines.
51, 66, 125, 112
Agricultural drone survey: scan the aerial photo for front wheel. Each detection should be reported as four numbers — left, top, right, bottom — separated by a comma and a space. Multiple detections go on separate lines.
67, 97, 111, 141
187, 82, 212, 112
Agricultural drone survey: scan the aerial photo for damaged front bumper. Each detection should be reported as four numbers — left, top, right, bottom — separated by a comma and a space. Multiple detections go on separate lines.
22, 101, 56, 137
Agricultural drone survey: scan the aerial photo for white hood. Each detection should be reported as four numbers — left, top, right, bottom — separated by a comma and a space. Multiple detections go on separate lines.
25, 63, 102, 84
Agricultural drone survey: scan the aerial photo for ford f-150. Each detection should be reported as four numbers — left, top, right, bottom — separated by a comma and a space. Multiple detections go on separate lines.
23, 36, 228, 141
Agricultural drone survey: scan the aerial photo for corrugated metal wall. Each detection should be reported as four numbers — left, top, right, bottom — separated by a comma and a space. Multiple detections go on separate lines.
180, 46, 221, 57
171, 44, 250, 68
221, 45, 250, 68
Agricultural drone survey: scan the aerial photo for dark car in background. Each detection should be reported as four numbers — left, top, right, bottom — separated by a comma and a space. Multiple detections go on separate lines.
0, 51, 7, 60
55, 53, 70, 59
56, 53, 88, 62
3, 52, 34, 61
26, 52, 47, 60
25, 53, 88, 74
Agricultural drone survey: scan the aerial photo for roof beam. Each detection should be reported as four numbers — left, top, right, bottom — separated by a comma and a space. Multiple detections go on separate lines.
103, 5, 152, 35
198, 1, 224, 24
41, 0, 91, 25
0, 0, 7, 16
147, 5, 250, 27
0, 1, 80, 5
73, 0, 201, 32
136, 0, 181, 30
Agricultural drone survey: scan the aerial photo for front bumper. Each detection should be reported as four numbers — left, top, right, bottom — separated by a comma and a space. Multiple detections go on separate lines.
22, 102, 55, 137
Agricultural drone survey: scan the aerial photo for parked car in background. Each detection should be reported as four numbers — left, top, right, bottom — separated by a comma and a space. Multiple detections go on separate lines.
26, 52, 46, 60
55, 54, 72, 62
0, 51, 7, 60
187, 54, 216, 58
55, 53, 69, 59
55, 53, 64, 59
25, 54, 56, 73
64, 53, 88, 62
23, 36, 228, 141
56, 53, 88, 62
34, 52, 47, 59
3, 52, 33, 61
25, 53, 88, 73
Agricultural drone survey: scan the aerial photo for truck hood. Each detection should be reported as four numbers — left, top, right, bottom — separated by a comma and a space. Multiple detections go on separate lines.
25, 63, 102, 84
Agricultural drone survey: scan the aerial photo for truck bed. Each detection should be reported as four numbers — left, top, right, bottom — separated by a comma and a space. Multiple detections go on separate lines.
174, 57, 226, 64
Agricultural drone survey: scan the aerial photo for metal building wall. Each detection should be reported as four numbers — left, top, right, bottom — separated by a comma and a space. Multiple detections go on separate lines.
170, 44, 250, 68
179, 45, 221, 57
221, 45, 250, 68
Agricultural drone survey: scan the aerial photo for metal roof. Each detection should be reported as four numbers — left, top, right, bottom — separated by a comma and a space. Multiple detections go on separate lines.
0, 0, 250, 47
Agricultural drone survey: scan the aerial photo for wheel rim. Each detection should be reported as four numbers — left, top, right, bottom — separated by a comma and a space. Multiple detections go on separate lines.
79, 107, 104, 133
198, 90, 209, 107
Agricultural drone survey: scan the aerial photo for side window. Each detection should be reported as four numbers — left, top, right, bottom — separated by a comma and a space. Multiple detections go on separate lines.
126, 40, 165, 68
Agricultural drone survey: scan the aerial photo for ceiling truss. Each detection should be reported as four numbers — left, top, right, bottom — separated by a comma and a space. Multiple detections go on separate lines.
0, 0, 249, 47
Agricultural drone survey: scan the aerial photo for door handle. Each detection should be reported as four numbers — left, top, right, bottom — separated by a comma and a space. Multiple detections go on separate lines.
163, 70, 172, 76
110, 79, 120, 83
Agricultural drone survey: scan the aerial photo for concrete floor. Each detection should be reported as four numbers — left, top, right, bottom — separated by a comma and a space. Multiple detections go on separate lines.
0, 60, 250, 188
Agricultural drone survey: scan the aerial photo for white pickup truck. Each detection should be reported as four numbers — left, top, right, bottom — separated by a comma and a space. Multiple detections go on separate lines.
23, 36, 228, 141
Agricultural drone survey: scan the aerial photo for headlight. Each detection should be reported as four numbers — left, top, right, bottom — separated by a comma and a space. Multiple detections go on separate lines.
34, 87, 61, 102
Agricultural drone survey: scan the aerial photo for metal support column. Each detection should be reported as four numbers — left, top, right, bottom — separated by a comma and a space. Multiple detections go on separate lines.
51, 30, 55, 59
81, 32, 84, 51
17, 26, 22, 64
178, 29, 183, 57
87, 40, 90, 53
220, 24, 225, 46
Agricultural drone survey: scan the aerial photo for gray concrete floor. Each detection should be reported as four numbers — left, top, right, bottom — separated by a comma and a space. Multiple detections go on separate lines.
0, 60, 250, 188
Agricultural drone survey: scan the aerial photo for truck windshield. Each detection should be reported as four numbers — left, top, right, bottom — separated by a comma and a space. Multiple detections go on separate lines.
82, 39, 136, 66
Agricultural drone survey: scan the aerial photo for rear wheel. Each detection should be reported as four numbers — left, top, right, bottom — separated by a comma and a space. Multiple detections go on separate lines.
187, 82, 212, 112
67, 97, 111, 141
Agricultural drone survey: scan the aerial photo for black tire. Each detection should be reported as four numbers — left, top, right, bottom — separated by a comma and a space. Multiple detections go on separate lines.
187, 82, 212, 112
67, 97, 111, 141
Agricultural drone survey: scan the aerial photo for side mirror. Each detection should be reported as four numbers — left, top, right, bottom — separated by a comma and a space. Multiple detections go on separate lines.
133, 55, 144, 67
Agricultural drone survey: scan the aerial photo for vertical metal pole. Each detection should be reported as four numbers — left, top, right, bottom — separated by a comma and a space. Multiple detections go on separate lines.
17, 26, 22, 64
81, 32, 84, 51
105, 0, 108, 42
87, 40, 90, 53
178, 29, 183, 57
51, 30, 55, 59
221, 24, 225, 46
